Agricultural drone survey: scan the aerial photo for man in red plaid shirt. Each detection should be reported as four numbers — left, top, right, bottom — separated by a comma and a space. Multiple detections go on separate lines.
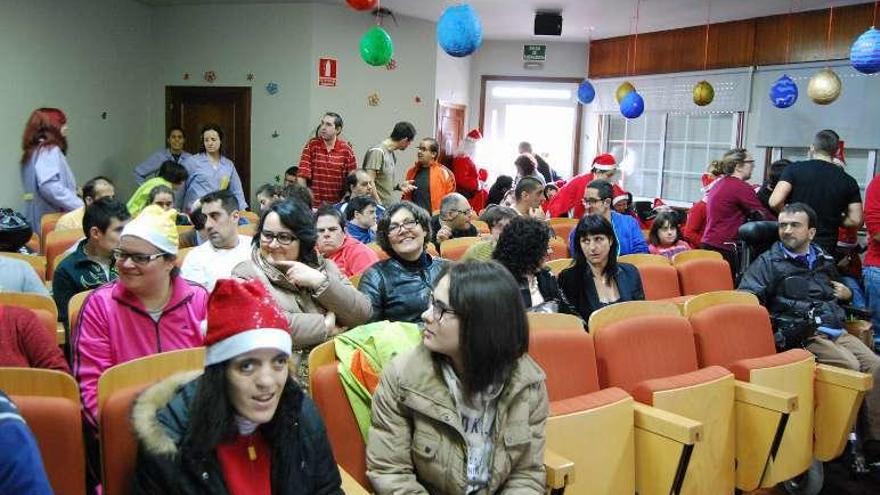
297, 112, 357, 206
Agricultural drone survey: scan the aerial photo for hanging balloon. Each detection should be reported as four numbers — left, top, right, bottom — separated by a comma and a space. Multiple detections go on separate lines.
359, 26, 394, 67
577, 80, 596, 104
807, 68, 842, 105
693, 80, 715, 107
769, 74, 798, 109
346, 0, 378, 12
620, 91, 645, 119
615, 81, 635, 103
850, 27, 880, 74
437, 4, 483, 57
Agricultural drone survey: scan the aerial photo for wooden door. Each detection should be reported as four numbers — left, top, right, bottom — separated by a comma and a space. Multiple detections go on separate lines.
435, 102, 466, 168
166, 86, 252, 204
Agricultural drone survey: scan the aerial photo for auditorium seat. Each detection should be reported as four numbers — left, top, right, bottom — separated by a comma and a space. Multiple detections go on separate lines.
673, 250, 733, 295
439, 236, 479, 260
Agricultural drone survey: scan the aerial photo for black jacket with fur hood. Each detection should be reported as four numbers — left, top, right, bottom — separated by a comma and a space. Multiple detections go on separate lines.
131, 371, 343, 495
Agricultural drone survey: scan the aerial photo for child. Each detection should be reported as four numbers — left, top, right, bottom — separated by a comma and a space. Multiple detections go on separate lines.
648, 211, 691, 260
127, 160, 188, 216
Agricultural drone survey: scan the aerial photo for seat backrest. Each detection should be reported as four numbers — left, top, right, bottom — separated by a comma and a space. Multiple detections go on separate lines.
311, 363, 369, 489
97, 347, 205, 413
0, 252, 47, 281
527, 312, 584, 332
545, 258, 573, 276
548, 218, 578, 242
45, 229, 82, 280
472, 220, 489, 235
367, 243, 390, 261
671, 249, 723, 266
688, 303, 777, 369
240, 211, 260, 224
619, 253, 670, 266
0, 292, 58, 321
529, 329, 601, 401
40, 212, 64, 245
588, 300, 680, 333
0, 367, 79, 402
593, 314, 699, 393
101, 384, 150, 495
440, 236, 479, 260
676, 258, 733, 295
238, 224, 257, 237
548, 237, 569, 260
635, 264, 682, 300
68, 289, 93, 340
13, 395, 85, 495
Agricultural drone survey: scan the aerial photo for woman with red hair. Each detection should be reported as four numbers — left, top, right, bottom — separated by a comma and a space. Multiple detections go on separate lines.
19, 108, 83, 233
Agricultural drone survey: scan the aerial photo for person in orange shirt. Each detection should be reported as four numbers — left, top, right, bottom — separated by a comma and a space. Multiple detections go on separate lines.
403, 138, 456, 213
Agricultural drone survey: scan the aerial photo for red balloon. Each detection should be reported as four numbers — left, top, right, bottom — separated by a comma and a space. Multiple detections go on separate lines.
346, 0, 378, 11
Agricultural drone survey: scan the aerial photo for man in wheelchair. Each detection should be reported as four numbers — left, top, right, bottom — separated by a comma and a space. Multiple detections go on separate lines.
739, 202, 880, 465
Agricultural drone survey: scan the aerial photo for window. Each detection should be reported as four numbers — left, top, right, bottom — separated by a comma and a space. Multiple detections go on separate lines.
774, 147, 878, 196
604, 112, 740, 203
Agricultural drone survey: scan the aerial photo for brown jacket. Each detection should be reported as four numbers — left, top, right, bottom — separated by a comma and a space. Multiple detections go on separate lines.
366, 344, 548, 494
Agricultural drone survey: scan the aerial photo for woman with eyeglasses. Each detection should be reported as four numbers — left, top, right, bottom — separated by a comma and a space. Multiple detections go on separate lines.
558, 215, 644, 329
701, 148, 774, 275
232, 198, 370, 388
72, 205, 209, 430
358, 201, 446, 323
366, 260, 548, 493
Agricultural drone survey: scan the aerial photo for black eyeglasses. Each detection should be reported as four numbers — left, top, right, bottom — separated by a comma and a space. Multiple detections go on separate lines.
112, 250, 165, 265
388, 218, 420, 234
441, 208, 471, 220
260, 230, 298, 245
429, 294, 456, 320
582, 197, 605, 205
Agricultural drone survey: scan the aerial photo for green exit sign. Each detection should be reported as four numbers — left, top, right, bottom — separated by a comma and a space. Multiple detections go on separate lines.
523, 44, 546, 61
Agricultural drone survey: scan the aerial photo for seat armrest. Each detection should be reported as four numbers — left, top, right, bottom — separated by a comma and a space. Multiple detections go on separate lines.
735, 381, 798, 413
633, 402, 702, 444
815, 364, 873, 391
339, 466, 369, 494
543, 449, 575, 490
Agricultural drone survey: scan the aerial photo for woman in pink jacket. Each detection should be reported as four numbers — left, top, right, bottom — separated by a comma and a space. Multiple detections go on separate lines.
72, 205, 208, 428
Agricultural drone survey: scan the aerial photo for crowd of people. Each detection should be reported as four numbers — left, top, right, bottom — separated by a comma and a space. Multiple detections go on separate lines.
3, 105, 880, 492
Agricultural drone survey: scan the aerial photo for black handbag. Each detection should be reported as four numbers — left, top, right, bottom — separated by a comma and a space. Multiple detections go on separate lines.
770, 313, 816, 351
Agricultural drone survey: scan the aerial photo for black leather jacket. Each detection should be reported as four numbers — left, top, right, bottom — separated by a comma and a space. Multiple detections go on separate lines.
738, 242, 846, 329
358, 253, 446, 324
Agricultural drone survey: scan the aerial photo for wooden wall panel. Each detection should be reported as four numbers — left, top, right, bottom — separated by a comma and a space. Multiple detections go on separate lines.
589, 2, 876, 78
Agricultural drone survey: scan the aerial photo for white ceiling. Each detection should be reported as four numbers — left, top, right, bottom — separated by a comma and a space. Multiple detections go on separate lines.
140, 0, 869, 41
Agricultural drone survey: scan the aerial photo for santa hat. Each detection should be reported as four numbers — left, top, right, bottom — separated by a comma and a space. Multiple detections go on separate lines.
555, 179, 566, 188
653, 198, 666, 209
478, 168, 488, 181
612, 192, 629, 206
591, 153, 617, 171
121, 204, 179, 255
466, 128, 482, 141
204, 279, 292, 366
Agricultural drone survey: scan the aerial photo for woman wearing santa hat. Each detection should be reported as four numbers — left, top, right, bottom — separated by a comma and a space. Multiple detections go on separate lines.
366, 260, 548, 493
131, 279, 342, 494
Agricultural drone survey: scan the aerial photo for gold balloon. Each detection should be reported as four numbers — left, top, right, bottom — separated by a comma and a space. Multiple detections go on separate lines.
693, 80, 715, 106
807, 68, 842, 105
615, 81, 635, 103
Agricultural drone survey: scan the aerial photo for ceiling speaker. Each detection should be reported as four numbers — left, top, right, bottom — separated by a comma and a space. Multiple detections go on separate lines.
534, 12, 562, 36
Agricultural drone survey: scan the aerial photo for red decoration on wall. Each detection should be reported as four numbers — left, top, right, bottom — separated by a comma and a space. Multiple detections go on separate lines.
385, 58, 397, 71
204, 71, 217, 83
246, 73, 255, 81
183, 73, 190, 80
346, 0, 378, 12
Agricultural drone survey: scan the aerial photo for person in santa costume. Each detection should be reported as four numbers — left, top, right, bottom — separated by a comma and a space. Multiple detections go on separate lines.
132, 278, 343, 494
545, 153, 625, 218
450, 129, 485, 213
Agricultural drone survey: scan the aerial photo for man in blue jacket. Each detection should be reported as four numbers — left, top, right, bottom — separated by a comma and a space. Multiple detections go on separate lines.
568, 179, 649, 256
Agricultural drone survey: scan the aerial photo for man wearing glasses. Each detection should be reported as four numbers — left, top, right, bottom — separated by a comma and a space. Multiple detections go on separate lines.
431, 193, 478, 250
567, 179, 648, 257
402, 138, 456, 213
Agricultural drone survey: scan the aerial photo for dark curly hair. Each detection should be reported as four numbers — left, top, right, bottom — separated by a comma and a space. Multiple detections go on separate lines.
487, 175, 513, 206
492, 216, 551, 281
254, 198, 319, 267
376, 201, 432, 258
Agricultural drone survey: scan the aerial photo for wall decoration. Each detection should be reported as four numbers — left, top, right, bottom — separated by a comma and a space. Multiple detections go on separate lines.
620, 90, 645, 119
203, 71, 217, 83
346, 0, 378, 11
577, 80, 596, 104
265, 82, 279, 95
414, 95, 422, 104
693, 80, 715, 106
851, 27, 880, 74
183, 73, 190, 81
769, 74, 798, 108
807, 68, 842, 105
385, 58, 397, 71
246, 73, 255, 81
359, 26, 394, 66
319, 57, 338, 87
615, 81, 635, 103
437, 4, 483, 57
367, 92, 380, 107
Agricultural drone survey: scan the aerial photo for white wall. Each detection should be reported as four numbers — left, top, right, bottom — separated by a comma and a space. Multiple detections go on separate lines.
435, 46, 472, 108
151, 2, 437, 199
0, 0, 154, 211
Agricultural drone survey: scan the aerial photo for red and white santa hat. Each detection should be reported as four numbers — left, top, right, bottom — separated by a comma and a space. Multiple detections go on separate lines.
612, 192, 629, 205
466, 128, 483, 141
203, 279, 291, 366
591, 153, 617, 171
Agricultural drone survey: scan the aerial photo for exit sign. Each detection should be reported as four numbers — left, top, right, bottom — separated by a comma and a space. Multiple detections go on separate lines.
523, 44, 546, 61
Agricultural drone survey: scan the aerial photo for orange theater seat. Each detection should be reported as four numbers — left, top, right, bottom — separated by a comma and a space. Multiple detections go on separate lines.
44, 229, 83, 280
14, 395, 85, 495
549, 218, 578, 242
439, 236, 479, 261
634, 263, 682, 300
101, 384, 151, 495
675, 257, 733, 295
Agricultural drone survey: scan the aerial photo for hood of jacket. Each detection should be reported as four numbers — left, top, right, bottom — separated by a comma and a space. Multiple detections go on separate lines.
131, 370, 203, 456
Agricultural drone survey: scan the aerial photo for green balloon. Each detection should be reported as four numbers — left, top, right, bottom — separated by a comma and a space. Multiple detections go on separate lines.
360, 26, 393, 66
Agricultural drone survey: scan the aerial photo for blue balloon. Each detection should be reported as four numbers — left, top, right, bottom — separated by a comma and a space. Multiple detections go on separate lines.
437, 5, 483, 57
620, 91, 644, 119
851, 28, 880, 74
577, 80, 595, 104
769, 74, 798, 109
